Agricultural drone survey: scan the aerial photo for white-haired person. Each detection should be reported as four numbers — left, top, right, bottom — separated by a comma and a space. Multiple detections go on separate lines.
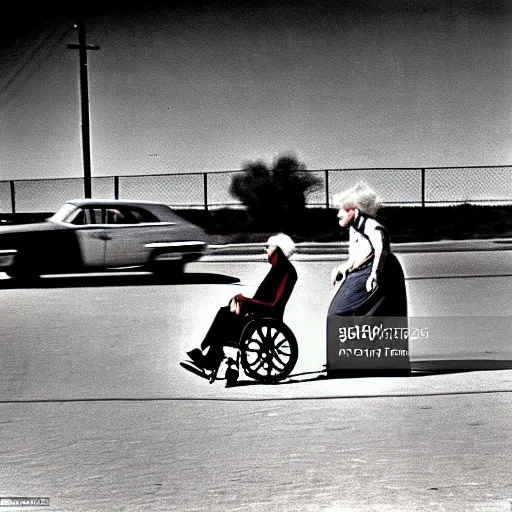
328, 182, 407, 317
186, 233, 298, 371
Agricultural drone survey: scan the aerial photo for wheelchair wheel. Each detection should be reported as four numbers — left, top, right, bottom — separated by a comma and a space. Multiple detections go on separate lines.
239, 317, 298, 384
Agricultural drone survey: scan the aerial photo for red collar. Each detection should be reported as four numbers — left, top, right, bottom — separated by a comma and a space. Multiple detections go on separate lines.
269, 249, 280, 266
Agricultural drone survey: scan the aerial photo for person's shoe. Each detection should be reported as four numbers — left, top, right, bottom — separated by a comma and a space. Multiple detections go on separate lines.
224, 357, 239, 387
187, 349, 217, 371
187, 348, 203, 361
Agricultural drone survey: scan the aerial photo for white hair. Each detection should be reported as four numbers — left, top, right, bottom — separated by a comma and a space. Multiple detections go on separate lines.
333, 181, 382, 217
266, 233, 296, 258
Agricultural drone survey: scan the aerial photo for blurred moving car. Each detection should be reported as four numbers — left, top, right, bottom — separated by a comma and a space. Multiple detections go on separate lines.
0, 199, 207, 279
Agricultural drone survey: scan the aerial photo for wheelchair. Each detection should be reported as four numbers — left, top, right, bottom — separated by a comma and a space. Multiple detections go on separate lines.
209, 316, 299, 385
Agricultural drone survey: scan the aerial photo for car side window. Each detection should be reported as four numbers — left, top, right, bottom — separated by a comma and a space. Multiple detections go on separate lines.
83, 208, 103, 225
105, 208, 128, 224
68, 205, 160, 225
66, 208, 86, 225
124, 207, 159, 224
104, 207, 159, 225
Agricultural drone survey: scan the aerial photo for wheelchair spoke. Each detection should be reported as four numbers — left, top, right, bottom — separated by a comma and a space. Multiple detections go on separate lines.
245, 347, 262, 354
275, 345, 291, 357
248, 335, 264, 346
251, 358, 267, 374
275, 337, 289, 350
270, 357, 286, 371
248, 349, 276, 377
255, 326, 266, 343
270, 348, 289, 368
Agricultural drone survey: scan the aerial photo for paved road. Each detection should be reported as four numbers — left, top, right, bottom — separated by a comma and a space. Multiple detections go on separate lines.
1, 251, 511, 400
0, 249, 511, 511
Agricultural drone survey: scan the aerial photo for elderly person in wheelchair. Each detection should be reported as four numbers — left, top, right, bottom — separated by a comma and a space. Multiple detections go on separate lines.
185, 233, 298, 384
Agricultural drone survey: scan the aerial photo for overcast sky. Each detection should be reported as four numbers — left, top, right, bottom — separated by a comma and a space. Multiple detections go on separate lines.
1, 0, 511, 180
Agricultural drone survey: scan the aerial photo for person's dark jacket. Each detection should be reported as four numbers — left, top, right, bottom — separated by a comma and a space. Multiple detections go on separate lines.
235, 247, 297, 319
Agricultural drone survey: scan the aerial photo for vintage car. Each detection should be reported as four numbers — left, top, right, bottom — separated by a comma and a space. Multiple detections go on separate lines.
0, 199, 207, 279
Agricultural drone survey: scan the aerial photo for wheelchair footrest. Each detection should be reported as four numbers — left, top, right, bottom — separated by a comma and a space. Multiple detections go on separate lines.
209, 347, 240, 385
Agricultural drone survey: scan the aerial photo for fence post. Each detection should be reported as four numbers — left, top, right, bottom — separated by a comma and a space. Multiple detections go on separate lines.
325, 169, 329, 209
10, 181, 16, 215
203, 173, 208, 212
421, 168, 426, 208
114, 176, 120, 199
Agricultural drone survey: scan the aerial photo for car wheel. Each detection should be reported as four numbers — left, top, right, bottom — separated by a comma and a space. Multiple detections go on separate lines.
5, 252, 40, 281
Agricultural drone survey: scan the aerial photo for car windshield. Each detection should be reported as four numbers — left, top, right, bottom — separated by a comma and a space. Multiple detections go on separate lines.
48, 203, 78, 223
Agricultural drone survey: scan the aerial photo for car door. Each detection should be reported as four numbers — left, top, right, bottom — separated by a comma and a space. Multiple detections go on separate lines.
72, 207, 108, 268
103, 206, 171, 268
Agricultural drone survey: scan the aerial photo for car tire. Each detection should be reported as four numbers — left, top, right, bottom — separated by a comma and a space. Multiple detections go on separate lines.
5, 251, 41, 281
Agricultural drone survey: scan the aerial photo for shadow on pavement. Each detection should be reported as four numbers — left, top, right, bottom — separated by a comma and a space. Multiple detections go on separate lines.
229, 359, 512, 387
0, 272, 240, 289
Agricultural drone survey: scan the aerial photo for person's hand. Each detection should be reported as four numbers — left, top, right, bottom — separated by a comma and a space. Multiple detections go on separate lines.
229, 295, 242, 315
331, 265, 347, 286
366, 273, 378, 292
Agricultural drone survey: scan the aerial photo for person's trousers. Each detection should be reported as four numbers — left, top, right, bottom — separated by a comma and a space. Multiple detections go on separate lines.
200, 306, 249, 361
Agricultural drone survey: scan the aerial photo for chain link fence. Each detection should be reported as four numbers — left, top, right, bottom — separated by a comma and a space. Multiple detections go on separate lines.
117, 174, 205, 207
0, 166, 511, 214
205, 170, 245, 209
4, 178, 84, 213
92, 177, 116, 200
326, 168, 423, 207
425, 167, 512, 204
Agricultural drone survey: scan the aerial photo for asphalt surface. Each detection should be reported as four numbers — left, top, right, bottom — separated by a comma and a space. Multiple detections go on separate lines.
0, 242, 511, 511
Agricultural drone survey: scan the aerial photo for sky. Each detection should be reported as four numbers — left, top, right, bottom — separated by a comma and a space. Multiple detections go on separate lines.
1, 0, 512, 181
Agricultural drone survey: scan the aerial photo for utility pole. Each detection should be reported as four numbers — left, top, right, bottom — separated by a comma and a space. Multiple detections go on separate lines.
67, 18, 99, 199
